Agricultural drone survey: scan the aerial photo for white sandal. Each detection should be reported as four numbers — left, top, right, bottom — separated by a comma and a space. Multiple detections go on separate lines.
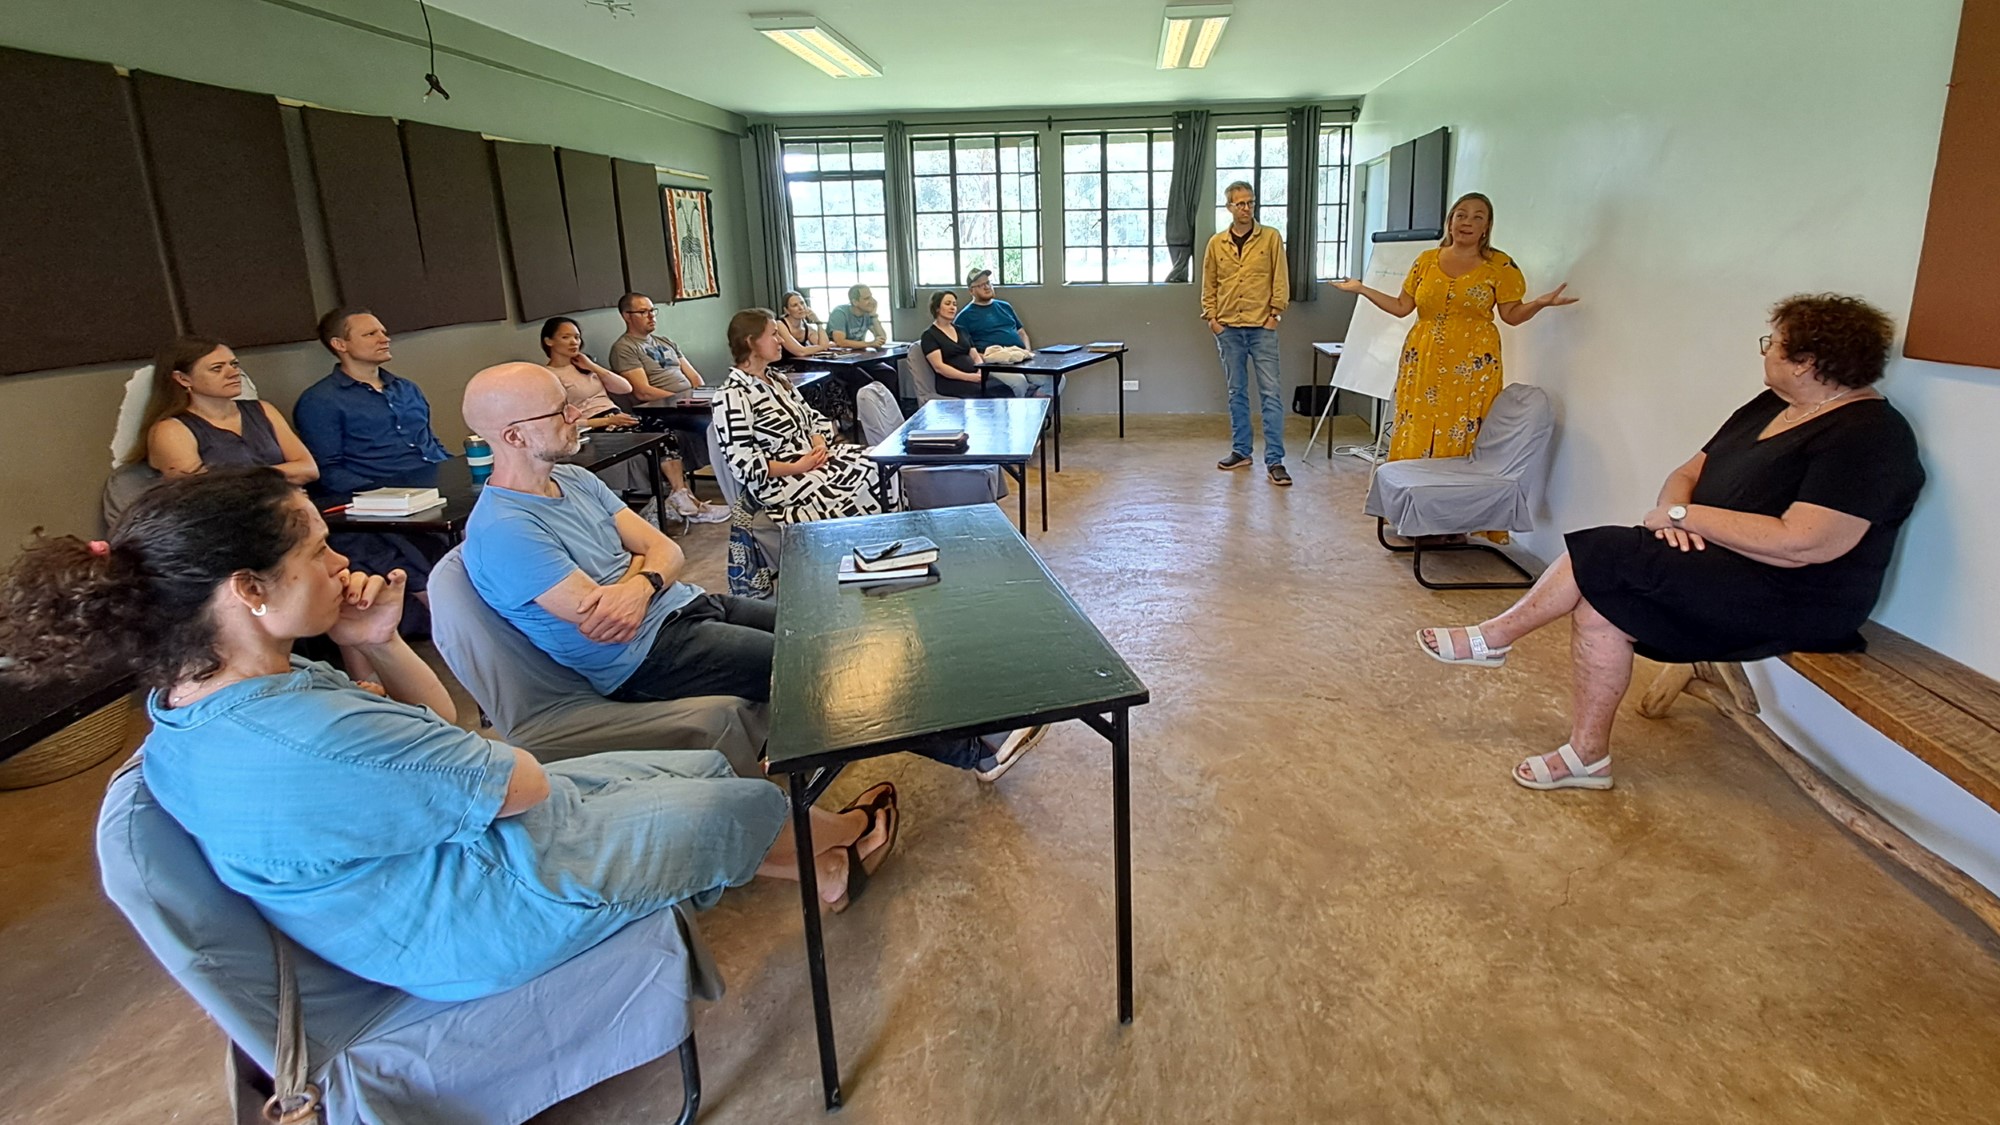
1514, 744, 1614, 791
1416, 625, 1511, 668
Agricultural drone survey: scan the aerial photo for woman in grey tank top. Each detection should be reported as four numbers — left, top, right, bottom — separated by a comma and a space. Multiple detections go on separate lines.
131, 337, 319, 485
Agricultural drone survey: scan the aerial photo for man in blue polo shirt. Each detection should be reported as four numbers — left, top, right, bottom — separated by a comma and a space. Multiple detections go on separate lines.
294, 307, 454, 631
953, 268, 1058, 397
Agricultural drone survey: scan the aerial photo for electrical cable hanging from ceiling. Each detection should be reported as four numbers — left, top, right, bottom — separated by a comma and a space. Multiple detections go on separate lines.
418, 0, 451, 100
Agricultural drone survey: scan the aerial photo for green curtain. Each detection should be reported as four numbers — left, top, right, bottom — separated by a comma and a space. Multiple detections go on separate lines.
1285, 104, 1323, 302
884, 120, 917, 310
1162, 109, 1211, 284
748, 123, 793, 303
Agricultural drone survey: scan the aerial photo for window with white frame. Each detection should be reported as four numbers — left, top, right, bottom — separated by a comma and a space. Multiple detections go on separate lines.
1314, 124, 1355, 280
911, 134, 1040, 289
1061, 129, 1175, 284
1214, 124, 1288, 240
783, 138, 889, 320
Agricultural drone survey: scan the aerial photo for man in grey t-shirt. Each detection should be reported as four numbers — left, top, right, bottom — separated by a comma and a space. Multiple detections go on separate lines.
604, 291, 725, 520
609, 292, 703, 397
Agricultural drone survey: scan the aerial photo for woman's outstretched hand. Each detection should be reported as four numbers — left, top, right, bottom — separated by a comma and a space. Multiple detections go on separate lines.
328, 567, 407, 647
1530, 284, 1579, 310
1330, 278, 1364, 294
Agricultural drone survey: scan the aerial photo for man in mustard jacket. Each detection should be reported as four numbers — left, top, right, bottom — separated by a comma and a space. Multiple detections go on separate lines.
1201, 181, 1291, 485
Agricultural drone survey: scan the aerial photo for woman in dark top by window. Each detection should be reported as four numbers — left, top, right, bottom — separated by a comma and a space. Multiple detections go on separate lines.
920, 291, 1014, 399
1416, 294, 1924, 792
130, 336, 318, 485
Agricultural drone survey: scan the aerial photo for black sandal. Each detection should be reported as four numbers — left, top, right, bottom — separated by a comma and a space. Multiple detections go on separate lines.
828, 788, 899, 914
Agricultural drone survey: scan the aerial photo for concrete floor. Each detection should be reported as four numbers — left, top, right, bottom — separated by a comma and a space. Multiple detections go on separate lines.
3, 414, 1998, 1124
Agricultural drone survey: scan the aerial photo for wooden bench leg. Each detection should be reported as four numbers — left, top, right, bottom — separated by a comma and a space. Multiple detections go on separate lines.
1637, 663, 1695, 719
1682, 677, 2000, 938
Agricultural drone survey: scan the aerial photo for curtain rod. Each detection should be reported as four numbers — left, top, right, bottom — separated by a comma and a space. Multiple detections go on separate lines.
778, 105, 1358, 134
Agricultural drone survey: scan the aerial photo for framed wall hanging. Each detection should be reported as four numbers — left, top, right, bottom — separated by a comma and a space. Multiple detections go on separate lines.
664, 186, 719, 301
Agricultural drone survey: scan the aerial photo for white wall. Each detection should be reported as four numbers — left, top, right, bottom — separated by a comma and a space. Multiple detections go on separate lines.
1355, 0, 2000, 891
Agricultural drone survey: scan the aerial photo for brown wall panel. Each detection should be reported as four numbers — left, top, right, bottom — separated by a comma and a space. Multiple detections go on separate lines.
0, 48, 175, 376
559, 149, 624, 311
614, 158, 673, 302
401, 122, 507, 329
1906, 0, 2000, 369
303, 108, 428, 333
132, 72, 315, 348
495, 142, 581, 320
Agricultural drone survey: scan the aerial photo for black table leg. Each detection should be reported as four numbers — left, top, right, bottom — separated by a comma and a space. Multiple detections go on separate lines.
648, 448, 672, 534
1039, 429, 1049, 532
1007, 464, 1027, 533
788, 771, 843, 1110
1112, 706, 1133, 1024
1116, 354, 1126, 438
875, 465, 896, 513
1053, 373, 1063, 473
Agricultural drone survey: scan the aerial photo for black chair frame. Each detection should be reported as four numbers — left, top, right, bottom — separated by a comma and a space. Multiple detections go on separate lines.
1376, 517, 1536, 591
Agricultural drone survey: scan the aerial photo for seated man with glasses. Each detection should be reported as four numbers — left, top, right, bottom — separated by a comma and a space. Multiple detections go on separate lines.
460, 362, 1049, 781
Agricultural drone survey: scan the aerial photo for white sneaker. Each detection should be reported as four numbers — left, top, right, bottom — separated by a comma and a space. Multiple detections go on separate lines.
974, 724, 1050, 783
690, 502, 730, 524
668, 489, 703, 515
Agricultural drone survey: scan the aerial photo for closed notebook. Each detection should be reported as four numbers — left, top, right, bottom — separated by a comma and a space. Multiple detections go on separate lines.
1087, 341, 1126, 353
837, 556, 936, 583
906, 429, 969, 451
852, 536, 940, 572
349, 486, 443, 514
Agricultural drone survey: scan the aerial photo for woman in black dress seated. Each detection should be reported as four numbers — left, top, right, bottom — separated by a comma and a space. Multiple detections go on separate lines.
1418, 294, 1924, 791
920, 290, 1014, 399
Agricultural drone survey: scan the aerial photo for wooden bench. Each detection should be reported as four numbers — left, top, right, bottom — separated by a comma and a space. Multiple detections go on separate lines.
1640, 622, 2000, 936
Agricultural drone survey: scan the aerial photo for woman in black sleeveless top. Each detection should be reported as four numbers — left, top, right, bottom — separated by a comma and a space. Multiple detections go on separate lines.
1416, 295, 1924, 793
130, 337, 318, 485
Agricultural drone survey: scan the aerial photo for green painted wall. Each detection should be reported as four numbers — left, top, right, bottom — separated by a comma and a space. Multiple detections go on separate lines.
0, 0, 752, 547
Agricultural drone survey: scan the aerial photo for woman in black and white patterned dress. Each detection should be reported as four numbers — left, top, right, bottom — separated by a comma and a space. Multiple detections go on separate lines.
714, 307, 884, 524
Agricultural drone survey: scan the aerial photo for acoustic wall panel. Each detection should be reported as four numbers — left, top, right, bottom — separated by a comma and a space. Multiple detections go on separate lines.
1411, 127, 1450, 234
559, 149, 625, 311
1386, 139, 1415, 233
613, 158, 673, 301
302, 108, 428, 332
495, 142, 581, 321
401, 122, 507, 329
132, 72, 315, 348
1906, 0, 2000, 369
0, 48, 175, 375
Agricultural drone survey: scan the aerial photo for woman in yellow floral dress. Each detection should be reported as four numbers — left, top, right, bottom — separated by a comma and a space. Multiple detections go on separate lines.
1335, 193, 1577, 461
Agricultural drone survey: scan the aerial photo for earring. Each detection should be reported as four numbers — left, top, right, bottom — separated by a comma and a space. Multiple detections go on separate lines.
251, 604, 268, 618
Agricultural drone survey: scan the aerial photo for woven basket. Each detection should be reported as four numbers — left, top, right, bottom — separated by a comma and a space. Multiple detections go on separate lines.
0, 697, 132, 790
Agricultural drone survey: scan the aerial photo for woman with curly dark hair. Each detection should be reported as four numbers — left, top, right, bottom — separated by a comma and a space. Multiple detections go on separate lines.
1415, 294, 1925, 791
0, 469, 898, 1000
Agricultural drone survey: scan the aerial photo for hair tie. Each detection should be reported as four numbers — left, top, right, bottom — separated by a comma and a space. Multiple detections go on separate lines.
88, 540, 111, 557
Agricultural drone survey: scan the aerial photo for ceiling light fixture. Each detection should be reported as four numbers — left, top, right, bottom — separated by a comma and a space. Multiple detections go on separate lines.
752, 14, 882, 79
1158, 3, 1232, 69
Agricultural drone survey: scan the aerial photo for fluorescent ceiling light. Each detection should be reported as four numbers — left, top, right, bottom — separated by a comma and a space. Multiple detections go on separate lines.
1158, 4, 1231, 69
752, 14, 882, 79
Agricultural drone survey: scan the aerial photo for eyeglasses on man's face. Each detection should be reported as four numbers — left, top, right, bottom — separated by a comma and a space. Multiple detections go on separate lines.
1759, 334, 1774, 355
508, 402, 585, 427
627, 306, 657, 318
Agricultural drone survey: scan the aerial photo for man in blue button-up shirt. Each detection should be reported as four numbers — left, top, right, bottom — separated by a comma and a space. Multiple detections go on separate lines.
295, 309, 452, 494
295, 308, 455, 641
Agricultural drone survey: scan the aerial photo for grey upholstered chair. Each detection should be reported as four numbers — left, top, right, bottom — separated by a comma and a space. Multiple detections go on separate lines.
1364, 383, 1556, 590
854, 382, 1008, 511
428, 548, 767, 775
900, 349, 942, 406
97, 759, 714, 1125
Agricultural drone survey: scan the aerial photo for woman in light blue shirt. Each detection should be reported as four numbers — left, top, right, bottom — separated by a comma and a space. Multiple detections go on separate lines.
0, 470, 899, 1001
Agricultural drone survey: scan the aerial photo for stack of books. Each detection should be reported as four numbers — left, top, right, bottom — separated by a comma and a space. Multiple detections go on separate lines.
905, 429, 969, 453
838, 536, 940, 585
348, 486, 445, 516
1087, 341, 1126, 353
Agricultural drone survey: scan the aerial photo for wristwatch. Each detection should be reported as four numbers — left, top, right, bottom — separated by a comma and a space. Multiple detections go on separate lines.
638, 571, 665, 595
1668, 505, 1689, 527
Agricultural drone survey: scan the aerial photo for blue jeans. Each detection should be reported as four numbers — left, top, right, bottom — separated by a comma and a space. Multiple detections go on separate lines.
1216, 326, 1286, 464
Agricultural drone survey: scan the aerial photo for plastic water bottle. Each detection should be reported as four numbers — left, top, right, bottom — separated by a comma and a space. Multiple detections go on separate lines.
465, 436, 493, 483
